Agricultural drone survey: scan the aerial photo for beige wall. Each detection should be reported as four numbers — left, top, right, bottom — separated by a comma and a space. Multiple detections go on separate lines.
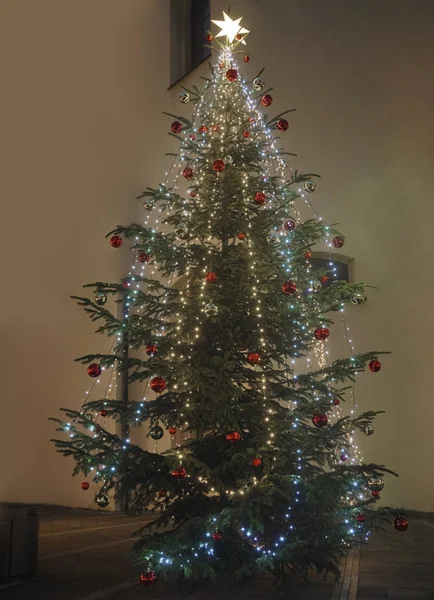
1, 0, 434, 512
0, 0, 171, 507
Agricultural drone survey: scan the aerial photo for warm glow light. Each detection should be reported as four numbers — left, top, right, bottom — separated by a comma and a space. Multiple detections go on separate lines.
211, 11, 249, 45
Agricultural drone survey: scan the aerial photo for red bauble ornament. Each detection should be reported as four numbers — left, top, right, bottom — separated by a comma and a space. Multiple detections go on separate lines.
321, 275, 328, 282
100, 409, 108, 417
393, 516, 408, 532
312, 413, 328, 428
226, 68, 238, 82
87, 363, 101, 378
145, 343, 158, 356
254, 191, 266, 204
110, 235, 122, 248
314, 327, 330, 341
237, 233, 246, 240
168, 426, 177, 435
277, 119, 289, 132
212, 531, 222, 541
205, 272, 217, 283
206, 34, 213, 42
244, 54, 250, 62
340, 453, 348, 461
171, 467, 187, 480
212, 159, 225, 172
170, 120, 183, 134
182, 167, 194, 180
284, 219, 296, 231
369, 359, 382, 373
122, 279, 130, 289
252, 457, 262, 467
282, 280, 297, 295
157, 490, 167, 498
261, 94, 273, 107
243, 130, 250, 138
189, 190, 197, 198
199, 125, 208, 134
138, 252, 150, 263
333, 235, 345, 248
247, 352, 261, 364
372, 490, 380, 498
235, 33, 243, 41
357, 513, 366, 523
140, 571, 157, 586
226, 431, 241, 442
304, 251, 312, 259
189, 133, 196, 140
212, 124, 220, 132
150, 377, 167, 393
333, 398, 340, 406
81, 482, 90, 490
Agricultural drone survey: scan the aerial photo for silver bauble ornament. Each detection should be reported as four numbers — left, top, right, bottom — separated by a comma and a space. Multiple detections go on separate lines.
311, 280, 322, 293
280, 158, 289, 169
150, 425, 164, 440
364, 425, 374, 436
143, 199, 154, 211
204, 302, 219, 317
95, 493, 110, 508
179, 91, 190, 104
267, 233, 280, 246
225, 155, 233, 165
304, 180, 316, 194
94, 291, 107, 306
175, 225, 189, 240
351, 293, 364, 305
366, 476, 384, 492
253, 77, 265, 91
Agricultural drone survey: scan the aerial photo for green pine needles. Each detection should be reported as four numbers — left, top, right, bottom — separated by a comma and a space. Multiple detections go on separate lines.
51, 36, 398, 595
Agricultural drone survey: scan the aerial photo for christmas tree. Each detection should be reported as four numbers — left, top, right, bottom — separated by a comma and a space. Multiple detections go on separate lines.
51, 12, 406, 592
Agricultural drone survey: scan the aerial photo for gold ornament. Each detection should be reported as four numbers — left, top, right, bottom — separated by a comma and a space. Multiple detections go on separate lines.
95, 493, 110, 508
94, 291, 107, 306
304, 180, 316, 194
367, 476, 384, 492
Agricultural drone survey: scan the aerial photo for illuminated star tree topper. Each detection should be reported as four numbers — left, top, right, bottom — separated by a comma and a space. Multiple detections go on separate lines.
211, 11, 250, 46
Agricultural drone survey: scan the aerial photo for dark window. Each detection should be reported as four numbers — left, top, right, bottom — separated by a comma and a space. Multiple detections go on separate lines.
191, 0, 211, 69
170, 0, 211, 86
310, 256, 350, 288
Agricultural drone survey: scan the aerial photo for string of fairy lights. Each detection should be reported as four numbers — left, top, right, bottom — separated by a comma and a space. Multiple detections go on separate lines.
72, 118, 196, 484
293, 182, 365, 466
68, 12, 381, 558
164, 39, 364, 557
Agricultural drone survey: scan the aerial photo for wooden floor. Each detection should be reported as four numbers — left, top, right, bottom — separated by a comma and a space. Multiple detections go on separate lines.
357, 516, 434, 599
1, 508, 433, 600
